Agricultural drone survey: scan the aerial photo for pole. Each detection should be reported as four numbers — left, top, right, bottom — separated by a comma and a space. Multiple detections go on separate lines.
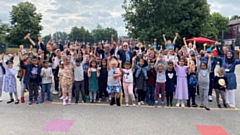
221, 30, 224, 47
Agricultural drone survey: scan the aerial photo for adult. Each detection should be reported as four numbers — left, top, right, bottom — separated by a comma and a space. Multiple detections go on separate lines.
19, 45, 26, 55
117, 42, 134, 67
183, 37, 196, 54
58, 39, 64, 52
163, 33, 178, 50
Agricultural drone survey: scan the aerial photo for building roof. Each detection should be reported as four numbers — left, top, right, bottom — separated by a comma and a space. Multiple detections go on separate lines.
229, 19, 240, 26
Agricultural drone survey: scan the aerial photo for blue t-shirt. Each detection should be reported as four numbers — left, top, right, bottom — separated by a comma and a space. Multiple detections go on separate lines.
165, 44, 175, 50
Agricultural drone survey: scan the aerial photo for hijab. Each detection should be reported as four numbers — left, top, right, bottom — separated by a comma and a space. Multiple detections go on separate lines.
225, 50, 235, 64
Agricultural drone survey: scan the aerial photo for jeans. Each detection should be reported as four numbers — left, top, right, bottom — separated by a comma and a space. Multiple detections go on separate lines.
146, 86, 155, 105
41, 83, 52, 102
28, 82, 38, 100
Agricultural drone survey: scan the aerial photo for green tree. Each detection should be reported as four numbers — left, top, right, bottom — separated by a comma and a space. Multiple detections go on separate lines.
91, 24, 118, 43
0, 20, 9, 43
42, 34, 51, 44
6, 1, 42, 45
68, 26, 91, 42
230, 15, 240, 20
53, 31, 68, 41
210, 12, 229, 40
122, 0, 213, 46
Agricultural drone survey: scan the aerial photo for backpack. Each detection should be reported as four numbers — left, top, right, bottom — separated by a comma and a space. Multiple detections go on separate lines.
189, 75, 197, 86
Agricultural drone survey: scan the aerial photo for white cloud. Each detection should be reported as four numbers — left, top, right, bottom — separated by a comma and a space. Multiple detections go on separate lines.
0, 0, 239, 37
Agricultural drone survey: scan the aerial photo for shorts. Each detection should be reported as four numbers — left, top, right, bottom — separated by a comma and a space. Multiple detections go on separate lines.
107, 86, 121, 94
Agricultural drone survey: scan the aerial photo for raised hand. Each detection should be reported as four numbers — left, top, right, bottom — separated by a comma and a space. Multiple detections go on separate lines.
162, 34, 166, 37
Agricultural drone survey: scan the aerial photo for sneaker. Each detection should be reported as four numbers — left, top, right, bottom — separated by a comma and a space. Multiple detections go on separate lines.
140, 101, 145, 105
192, 104, 198, 107
90, 100, 92, 103
154, 101, 158, 108
159, 94, 161, 98
205, 107, 210, 111
93, 99, 96, 103
132, 104, 136, 107
223, 104, 228, 108
181, 103, 185, 108
60, 96, 63, 100
0, 97, 2, 102
63, 100, 66, 106
126, 104, 129, 107
138, 102, 141, 106
208, 95, 212, 102
68, 99, 71, 105
35, 99, 39, 104
218, 104, 222, 108
29, 100, 33, 105
52, 90, 58, 95
176, 103, 180, 107
161, 102, 164, 107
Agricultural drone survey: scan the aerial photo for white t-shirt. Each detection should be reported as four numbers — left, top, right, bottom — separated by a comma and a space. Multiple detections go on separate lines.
122, 69, 133, 83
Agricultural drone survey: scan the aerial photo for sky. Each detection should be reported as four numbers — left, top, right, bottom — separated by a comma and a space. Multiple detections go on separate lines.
0, 0, 239, 36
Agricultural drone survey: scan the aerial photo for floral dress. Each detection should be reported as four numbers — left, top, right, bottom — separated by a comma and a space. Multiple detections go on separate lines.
2, 62, 17, 93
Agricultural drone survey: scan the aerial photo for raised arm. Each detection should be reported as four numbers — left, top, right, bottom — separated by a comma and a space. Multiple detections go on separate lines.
162, 34, 167, 44
131, 56, 136, 71
207, 54, 212, 72
203, 43, 207, 52
173, 33, 178, 44
183, 37, 188, 49
26, 34, 36, 46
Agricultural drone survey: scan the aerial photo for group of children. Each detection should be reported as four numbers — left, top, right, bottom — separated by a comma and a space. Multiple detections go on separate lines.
0, 34, 239, 112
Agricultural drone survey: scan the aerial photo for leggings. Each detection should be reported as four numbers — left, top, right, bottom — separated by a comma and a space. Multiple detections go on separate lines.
20, 77, 26, 97
199, 87, 209, 107
215, 89, 226, 105
89, 92, 97, 100
137, 89, 145, 102
166, 92, 173, 104
123, 82, 135, 103
155, 82, 165, 102
0, 77, 3, 97
62, 77, 73, 100
10, 92, 18, 100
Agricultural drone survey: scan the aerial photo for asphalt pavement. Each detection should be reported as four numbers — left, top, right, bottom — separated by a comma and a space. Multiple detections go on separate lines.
0, 57, 239, 135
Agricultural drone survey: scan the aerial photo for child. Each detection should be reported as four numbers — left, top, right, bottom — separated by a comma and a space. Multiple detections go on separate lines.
20, 55, 41, 105
187, 60, 198, 107
165, 61, 177, 107
88, 60, 100, 103
98, 59, 108, 103
154, 56, 167, 107
62, 56, 74, 106
213, 68, 228, 108
40, 60, 53, 103
107, 57, 122, 106
196, 53, 211, 111
58, 61, 64, 99
216, 50, 240, 108
0, 54, 19, 104
146, 61, 156, 106
73, 58, 86, 104
174, 54, 189, 107
0, 60, 5, 101
119, 57, 136, 107
135, 58, 150, 106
